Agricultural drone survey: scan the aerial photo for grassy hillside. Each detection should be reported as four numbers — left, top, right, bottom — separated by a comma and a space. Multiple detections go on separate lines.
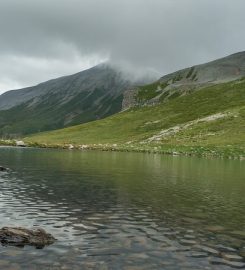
25, 79, 245, 158
0, 90, 123, 137
0, 64, 135, 137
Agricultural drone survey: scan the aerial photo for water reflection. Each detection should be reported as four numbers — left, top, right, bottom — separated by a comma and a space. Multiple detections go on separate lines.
0, 147, 244, 269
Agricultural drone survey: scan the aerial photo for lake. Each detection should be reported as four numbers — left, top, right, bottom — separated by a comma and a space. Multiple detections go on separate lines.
0, 147, 244, 269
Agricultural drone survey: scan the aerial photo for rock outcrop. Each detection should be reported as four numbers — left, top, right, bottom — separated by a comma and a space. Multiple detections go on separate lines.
121, 87, 139, 110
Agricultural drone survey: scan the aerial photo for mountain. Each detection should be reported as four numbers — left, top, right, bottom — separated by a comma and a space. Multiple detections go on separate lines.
25, 78, 245, 158
122, 51, 245, 109
24, 52, 245, 158
0, 64, 154, 137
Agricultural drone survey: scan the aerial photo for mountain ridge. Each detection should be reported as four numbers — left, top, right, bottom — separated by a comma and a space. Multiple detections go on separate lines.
0, 64, 129, 110
0, 63, 155, 137
122, 51, 245, 110
0, 51, 245, 138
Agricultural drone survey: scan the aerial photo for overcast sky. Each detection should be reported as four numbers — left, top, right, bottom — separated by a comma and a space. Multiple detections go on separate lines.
0, 0, 244, 94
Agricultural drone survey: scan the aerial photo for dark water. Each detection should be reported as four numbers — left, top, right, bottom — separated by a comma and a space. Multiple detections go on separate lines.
0, 147, 244, 270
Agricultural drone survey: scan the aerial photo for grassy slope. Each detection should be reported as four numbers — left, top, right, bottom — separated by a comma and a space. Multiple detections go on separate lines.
0, 89, 123, 137
25, 79, 245, 157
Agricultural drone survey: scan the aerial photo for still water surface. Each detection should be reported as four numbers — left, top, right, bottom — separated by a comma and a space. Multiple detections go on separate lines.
0, 147, 244, 269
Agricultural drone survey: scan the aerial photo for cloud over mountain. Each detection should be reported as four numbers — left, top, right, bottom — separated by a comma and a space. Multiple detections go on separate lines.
0, 0, 245, 92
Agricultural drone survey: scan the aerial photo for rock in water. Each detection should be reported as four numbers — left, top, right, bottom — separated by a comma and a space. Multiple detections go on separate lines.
0, 166, 8, 172
0, 227, 56, 248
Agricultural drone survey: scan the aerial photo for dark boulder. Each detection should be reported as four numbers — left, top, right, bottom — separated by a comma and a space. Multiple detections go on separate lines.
0, 166, 8, 172
0, 227, 56, 248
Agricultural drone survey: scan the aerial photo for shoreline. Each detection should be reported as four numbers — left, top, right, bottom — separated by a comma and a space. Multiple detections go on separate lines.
0, 140, 244, 160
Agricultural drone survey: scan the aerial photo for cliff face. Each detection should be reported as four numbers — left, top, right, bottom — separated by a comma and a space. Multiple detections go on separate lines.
121, 88, 139, 111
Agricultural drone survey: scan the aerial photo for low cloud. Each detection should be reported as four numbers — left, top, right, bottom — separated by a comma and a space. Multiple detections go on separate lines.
0, 0, 245, 93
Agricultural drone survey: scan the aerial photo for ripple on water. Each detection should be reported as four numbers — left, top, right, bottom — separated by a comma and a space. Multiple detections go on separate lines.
0, 149, 245, 270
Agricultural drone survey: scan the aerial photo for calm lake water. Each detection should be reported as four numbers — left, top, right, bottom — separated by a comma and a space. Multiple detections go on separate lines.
0, 147, 244, 270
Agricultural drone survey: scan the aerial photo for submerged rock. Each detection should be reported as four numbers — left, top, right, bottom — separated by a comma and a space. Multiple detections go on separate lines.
0, 227, 56, 248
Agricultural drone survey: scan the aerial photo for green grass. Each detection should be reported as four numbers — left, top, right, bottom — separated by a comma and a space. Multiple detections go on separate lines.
137, 82, 168, 102
25, 79, 245, 158
0, 139, 16, 146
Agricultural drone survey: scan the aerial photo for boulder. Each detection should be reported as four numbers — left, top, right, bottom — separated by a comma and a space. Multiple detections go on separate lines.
80, 144, 89, 150
0, 227, 56, 248
68, 144, 74, 150
16, 140, 26, 147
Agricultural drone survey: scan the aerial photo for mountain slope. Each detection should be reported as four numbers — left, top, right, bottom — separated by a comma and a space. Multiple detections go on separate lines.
26, 78, 245, 157
0, 64, 152, 137
122, 51, 245, 109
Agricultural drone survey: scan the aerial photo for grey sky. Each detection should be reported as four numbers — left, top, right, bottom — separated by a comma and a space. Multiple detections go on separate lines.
0, 0, 245, 93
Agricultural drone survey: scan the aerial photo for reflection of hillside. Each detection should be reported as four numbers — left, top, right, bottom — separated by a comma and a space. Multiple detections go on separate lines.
1, 149, 245, 232
0, 147, 245, 263
1, 147, 244, 231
